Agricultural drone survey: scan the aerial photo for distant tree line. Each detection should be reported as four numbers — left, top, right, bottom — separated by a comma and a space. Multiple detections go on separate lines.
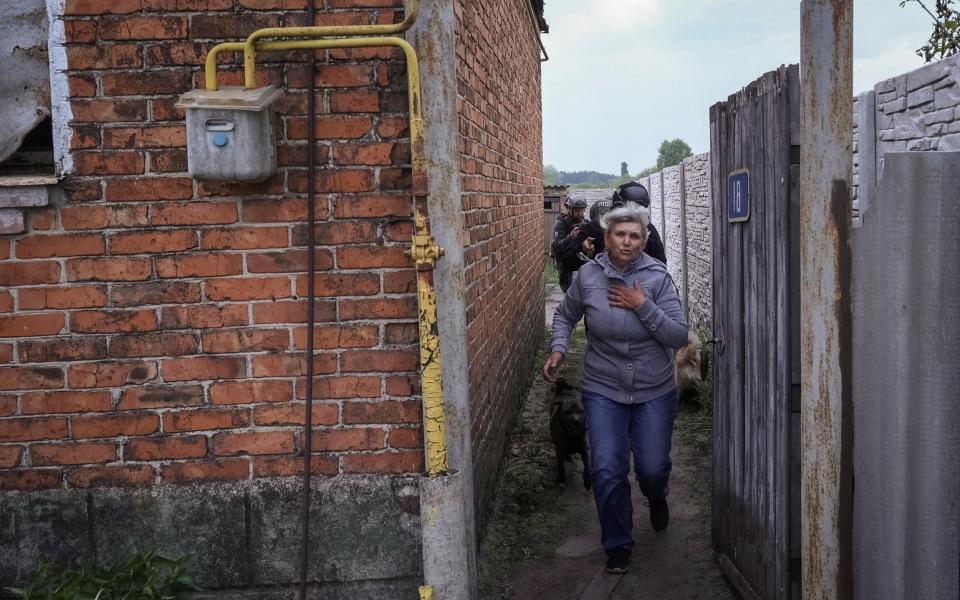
544, 138, 693, 188
543, 167, 618, 188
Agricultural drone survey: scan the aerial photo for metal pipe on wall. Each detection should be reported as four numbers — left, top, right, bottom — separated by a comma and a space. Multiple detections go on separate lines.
298, 1, 318, 598
203, 1, 420, 91
241, 0, 420, 89
207, 34, 447, 474
202, 25, 463, 597
799, 1, 854, 598
521, 0, 549, 61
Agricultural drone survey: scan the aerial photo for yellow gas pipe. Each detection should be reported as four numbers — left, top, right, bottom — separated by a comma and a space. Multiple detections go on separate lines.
203, 35, 448, 479
418, 586, 435, 600
241, 0, 419, 89
202, 0, 418, 91
205, 25, 450, 599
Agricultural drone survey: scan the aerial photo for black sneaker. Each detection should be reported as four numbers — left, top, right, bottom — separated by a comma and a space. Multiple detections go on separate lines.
650, 498, 669, 531
605, 547, 631, 574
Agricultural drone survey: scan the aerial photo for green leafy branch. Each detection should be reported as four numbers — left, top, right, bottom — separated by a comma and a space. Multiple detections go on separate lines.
900, 0, 960, 62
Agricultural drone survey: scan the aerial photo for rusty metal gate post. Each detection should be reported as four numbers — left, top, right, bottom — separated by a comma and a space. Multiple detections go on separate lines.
799, 2, 854, 599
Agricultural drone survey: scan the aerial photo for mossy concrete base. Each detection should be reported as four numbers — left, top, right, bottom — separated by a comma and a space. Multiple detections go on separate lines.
0, 476, 422, 598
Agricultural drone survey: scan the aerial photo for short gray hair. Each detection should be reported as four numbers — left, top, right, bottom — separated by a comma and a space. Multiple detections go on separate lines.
601, 201, 651, 233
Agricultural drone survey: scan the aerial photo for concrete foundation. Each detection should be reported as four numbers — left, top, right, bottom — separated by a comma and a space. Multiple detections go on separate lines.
0, 476, 423, 598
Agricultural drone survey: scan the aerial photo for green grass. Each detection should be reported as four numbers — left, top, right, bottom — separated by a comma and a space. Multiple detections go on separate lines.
478, 326, 586, 600
675, 326, 715, 456
544, 261, 559, 286
673, 326, 716, 534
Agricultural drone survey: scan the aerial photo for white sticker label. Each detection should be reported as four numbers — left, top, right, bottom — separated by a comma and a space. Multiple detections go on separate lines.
205, 119, 235, 132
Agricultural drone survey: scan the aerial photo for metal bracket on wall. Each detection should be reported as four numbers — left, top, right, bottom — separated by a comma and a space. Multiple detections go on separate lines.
710, 322, 726, 357
408, 213, 445, 270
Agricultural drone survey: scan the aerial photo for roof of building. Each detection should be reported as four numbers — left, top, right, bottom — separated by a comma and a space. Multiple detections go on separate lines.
530, 0, 548, 33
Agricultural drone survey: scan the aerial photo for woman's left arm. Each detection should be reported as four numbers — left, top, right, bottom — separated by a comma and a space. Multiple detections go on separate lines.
633, 275, 688, 349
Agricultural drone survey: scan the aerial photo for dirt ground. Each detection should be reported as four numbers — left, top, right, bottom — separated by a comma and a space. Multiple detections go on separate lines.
477, 284, 738, 600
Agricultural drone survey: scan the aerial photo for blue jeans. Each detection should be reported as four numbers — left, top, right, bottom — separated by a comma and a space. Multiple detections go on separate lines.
581, 388, 678, 554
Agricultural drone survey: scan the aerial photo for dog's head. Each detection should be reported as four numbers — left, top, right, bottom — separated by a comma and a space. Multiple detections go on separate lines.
551, 379, 586, 438
675, 330, 702, 382
676, 330, 706, 404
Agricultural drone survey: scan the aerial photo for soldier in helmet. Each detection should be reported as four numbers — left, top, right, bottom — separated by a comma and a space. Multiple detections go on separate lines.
551, 195, 589, 292
576, 182, 667, 265
612, 182, 666, 264
589, 197, 613, 221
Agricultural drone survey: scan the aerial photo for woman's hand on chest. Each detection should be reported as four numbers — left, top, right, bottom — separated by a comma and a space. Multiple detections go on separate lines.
607, 280, 647, 311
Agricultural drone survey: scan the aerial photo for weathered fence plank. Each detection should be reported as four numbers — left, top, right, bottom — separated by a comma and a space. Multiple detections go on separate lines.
709, 101, 728, 557
741, 82, 756, 590
730, 86, 745, 583
711, 65, 800, 600
787, 63, 803, 600
763, 70, 778, 600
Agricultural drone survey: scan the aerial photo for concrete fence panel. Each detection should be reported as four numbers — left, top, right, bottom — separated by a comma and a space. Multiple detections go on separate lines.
636, 154, 712, 330
852, 152, 960, 600
853, 53, 960, 221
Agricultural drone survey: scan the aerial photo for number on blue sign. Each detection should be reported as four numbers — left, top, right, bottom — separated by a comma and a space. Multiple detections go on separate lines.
727, 170, 750, 223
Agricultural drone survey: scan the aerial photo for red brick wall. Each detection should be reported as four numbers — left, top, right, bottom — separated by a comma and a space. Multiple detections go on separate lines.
456, 0, 545, 521
0, 0, 427, 490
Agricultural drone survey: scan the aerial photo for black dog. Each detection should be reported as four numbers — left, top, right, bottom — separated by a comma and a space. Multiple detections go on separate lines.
549, 379, 591, 489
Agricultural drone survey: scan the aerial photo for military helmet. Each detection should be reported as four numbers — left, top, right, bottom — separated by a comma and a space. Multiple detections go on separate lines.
612, 181, 650, 208
565, 195, 587, 210
590, 198, 613, 220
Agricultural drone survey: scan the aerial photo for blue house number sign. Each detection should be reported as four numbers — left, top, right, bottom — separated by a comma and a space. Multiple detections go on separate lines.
727, 169, 750, 223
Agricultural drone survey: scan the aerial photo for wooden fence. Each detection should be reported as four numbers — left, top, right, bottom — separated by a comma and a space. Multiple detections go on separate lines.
543, 187, 565, 254
709, 64, 801, 600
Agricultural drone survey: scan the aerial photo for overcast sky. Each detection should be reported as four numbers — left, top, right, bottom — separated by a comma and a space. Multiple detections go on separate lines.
541, 1, 936, 174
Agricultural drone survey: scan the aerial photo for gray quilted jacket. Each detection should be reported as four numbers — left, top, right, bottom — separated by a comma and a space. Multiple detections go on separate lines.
551, 252, 688, 404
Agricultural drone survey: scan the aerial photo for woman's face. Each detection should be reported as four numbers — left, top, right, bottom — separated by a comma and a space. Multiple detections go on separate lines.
604, 221, 646, 266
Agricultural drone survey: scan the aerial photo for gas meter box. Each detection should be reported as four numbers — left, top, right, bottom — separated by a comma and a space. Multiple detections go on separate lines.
176, 86, 283, 182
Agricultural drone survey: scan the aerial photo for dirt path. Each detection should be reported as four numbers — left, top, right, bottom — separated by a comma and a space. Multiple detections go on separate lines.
478, 285, 737, 600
